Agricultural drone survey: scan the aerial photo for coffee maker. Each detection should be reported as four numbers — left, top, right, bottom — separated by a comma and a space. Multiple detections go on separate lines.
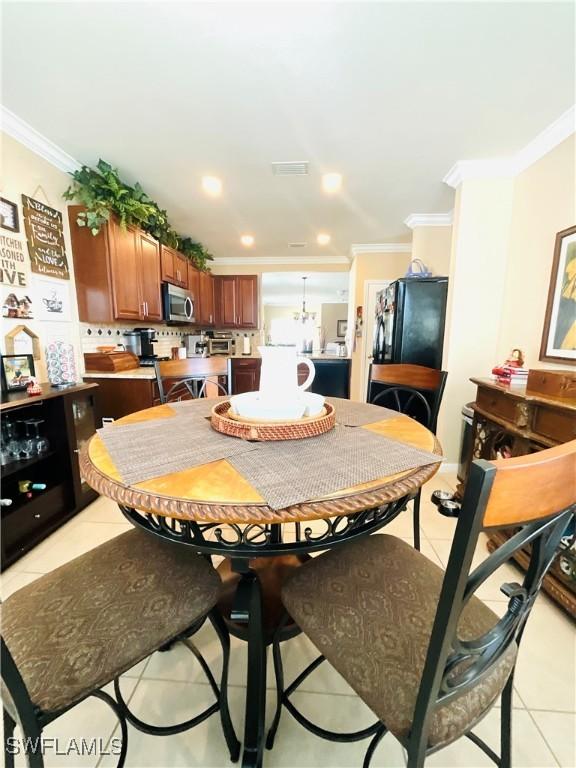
124, 328, 168, 366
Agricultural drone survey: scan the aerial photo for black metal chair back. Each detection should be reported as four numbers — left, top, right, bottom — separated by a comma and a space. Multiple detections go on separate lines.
370, 386, 433, 429
408, 441, 576, 765
154, 358, 231, 404
367, 364, 447, 434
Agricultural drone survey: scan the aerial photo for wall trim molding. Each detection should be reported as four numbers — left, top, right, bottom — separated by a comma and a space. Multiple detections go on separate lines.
350, 243, 412, 257
444, 104, 575, 188
211, 255, 350, 265
1, 105, 81, 173
404, 212, 453, 229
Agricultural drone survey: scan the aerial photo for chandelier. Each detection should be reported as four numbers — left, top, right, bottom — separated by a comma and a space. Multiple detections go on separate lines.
293, 276, 316, 323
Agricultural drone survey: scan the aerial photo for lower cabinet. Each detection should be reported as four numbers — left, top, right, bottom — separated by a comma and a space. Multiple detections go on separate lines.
1, 385, 99, 570
231, 358, 261, 394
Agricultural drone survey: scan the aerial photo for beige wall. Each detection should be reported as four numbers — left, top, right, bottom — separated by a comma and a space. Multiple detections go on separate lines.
0, 132, 81, 382
349, 250, 412, 400
438, 177, 515, 462
320, 302, 348, 343
411, 226, 452, 277
497, 135, 575, 367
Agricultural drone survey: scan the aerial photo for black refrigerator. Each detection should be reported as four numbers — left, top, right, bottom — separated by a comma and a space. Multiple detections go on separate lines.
373, 277, 448, 369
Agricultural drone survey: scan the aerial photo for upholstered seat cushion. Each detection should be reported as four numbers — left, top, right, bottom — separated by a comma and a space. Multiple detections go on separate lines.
282, 534, 517, 749
2, 529, 220, 714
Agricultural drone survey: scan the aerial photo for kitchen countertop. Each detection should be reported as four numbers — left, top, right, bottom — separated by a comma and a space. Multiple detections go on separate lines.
82, 353, 351, 380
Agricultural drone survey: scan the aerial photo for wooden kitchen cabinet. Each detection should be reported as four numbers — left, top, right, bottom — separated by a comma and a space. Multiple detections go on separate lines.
214, 275, 259, 329
231, 357, 261, 394
138, 231, 163, 320
69, 205, 162, 323
161, 245, 188, 288
199, 271, 215, 325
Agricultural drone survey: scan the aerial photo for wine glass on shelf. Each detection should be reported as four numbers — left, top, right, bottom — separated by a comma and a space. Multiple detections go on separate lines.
25, 419, 49, 456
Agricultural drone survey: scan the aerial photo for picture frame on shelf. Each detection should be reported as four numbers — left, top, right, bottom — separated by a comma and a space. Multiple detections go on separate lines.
1, 353, 35, 393
540, 225, 576, 365
337, 319, 347, 338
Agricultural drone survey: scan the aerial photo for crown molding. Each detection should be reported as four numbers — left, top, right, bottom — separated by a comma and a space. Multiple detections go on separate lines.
211, 255, 350, 265
1, 105, 81, 173
444, 105, 575, 188
350, 243, 412, 257
404, 212, 453, 229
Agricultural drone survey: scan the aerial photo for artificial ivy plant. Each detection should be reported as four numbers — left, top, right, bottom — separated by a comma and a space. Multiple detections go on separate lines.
63, 160, 213, 271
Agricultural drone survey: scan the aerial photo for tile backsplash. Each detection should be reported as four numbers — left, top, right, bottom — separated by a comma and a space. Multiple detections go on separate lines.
80, 323, 265, 358
80, 322, 197, 357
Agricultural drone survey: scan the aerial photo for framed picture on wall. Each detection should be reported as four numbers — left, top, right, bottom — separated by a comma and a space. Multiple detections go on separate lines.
540, 225, 576, 365
1, 353, 35, 392
0, 197, 19, 233
337, 320, 347, 338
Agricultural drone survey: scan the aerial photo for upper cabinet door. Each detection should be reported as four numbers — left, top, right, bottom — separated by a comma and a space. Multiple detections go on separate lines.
199, 271, 215, 325
160, 245, 177, 283
187, 263, 200, 322
109, 221, 142, 320
174, 252, 189, 288
216, 276, 237, 327
237, 275, 259, 328
138, 232, 162, 321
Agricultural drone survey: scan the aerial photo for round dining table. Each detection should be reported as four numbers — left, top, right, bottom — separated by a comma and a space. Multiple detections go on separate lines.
80, 398, 441, 768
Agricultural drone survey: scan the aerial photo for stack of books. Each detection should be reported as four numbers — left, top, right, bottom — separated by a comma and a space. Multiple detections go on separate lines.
491, 365, 529, 384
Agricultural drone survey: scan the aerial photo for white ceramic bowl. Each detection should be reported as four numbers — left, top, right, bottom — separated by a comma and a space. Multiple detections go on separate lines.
230, 392, 306, 421
301, 392, 325, 417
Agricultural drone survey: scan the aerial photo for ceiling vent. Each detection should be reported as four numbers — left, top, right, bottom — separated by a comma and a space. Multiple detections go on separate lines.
272, 161, 309, 176
288, 242, 307, 248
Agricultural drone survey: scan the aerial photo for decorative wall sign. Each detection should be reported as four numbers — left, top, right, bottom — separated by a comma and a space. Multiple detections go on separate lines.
0, 233, 27, 287
2, 291, 33, 319
540, 225, 576, 365
22, 195, 70, 279
4, 325, 41, 360
1, 353, 35, 392
33, 276, 71, 322
0, 198, 19, 232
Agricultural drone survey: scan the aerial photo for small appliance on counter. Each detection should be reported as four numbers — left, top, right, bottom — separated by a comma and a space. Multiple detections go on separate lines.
208, 332, 235, 356
123, 328, 169, 366
84, 351, 140, 372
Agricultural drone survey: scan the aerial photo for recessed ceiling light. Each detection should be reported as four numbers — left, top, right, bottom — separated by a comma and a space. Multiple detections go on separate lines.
322, 172, 343, 194
201, 176, 222, 197
317, 233, 331, 246
240, 234, 255, 247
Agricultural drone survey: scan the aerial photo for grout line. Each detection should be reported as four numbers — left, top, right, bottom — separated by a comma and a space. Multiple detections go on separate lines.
524, 708, 562, 768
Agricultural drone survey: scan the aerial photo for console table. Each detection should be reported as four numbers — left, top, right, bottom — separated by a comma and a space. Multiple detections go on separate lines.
460, 377, 576, 618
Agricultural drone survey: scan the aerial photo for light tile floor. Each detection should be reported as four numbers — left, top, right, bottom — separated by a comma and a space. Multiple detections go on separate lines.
2, 472, 575, 768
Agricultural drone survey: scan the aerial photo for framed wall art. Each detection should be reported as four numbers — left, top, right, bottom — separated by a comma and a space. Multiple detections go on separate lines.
0, 197, 19, 233
1, 353, 35, 392
540, 225, 576, 365
337, 319, 348, 338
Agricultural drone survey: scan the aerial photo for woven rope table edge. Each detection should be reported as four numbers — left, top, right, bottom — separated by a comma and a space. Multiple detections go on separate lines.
79, 435, 443, 524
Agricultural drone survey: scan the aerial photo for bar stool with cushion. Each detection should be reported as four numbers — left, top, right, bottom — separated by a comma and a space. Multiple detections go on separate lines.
2, 528, 240, 768
367, 363, 448, 549
154, 357, 231, 404
268, 441, 576, 767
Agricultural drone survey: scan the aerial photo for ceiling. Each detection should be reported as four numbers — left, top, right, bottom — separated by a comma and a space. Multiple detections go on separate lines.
262, 272, 349, 306
2, 3, 574, 262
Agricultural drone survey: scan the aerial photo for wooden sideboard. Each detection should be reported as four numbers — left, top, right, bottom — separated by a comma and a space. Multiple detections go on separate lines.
460, 377, 576, 618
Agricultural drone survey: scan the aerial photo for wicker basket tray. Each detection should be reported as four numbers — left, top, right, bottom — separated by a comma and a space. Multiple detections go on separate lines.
211, 400, 336, 441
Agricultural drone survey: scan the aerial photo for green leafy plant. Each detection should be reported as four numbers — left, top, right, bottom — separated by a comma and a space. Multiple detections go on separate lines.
63, 160, 213, 271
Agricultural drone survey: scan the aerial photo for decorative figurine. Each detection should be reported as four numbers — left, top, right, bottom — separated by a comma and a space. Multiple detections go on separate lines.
492, 348, 528, 383
26, 377, 42, 396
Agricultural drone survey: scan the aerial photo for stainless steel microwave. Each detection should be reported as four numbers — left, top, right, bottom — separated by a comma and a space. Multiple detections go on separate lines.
162, 283, 195, 325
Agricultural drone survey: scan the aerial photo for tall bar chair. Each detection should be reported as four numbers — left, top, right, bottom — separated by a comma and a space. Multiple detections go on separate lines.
367, 363, 448, 549
2, 528, 240, 767
154, 357, 231, 403
268, 441, 576, 767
